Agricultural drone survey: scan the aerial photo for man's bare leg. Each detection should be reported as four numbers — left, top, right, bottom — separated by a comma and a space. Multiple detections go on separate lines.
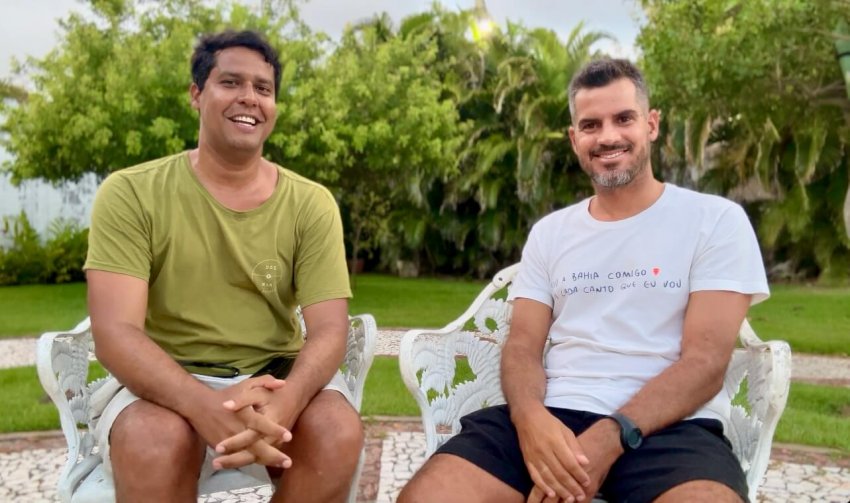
109, 399, 205, 503
654, 480, 744, 503
270, 390, 364, 503
398, 453, 524, 503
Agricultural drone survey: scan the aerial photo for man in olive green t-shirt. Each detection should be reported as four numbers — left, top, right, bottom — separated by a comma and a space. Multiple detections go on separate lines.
84, 30, 363, 503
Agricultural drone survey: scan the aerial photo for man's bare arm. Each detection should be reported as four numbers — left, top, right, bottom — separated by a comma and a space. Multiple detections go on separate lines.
502, 299, 550, 414
615, 290, 752, 434
502, 298, 590, 502
87, 269, 211, 413
269, 297, 350, 427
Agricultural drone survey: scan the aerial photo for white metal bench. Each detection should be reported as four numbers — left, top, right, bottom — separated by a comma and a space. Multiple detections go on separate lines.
37, 313, 377, 503
399, 264, 792, 502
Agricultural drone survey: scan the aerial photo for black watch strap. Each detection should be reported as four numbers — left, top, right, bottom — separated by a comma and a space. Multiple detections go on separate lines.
609, 412, 643, 451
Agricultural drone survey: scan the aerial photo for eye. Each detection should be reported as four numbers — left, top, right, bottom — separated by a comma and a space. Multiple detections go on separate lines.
617, 115, 635, 125
579, 122, 598, 132
256, 85, 273, 96
221, 79, 237, 87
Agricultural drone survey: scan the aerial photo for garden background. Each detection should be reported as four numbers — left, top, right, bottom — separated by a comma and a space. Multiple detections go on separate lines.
0, 0, 848, 455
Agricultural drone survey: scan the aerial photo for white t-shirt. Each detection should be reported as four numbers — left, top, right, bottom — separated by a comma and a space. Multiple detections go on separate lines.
508, 183, 770, 425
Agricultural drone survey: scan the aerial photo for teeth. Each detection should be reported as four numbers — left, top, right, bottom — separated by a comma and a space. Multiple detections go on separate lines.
598, 150, 625, 159
232, 115, 257, 125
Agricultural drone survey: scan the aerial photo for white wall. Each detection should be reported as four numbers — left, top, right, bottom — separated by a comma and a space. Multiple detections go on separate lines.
0, 171, 99, 248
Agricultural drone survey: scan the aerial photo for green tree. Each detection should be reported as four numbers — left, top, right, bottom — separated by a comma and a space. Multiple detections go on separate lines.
455, 24, 606, 274
639, 0, 850, 283
271, 18, 465, 274
403, 9, 606, 276
0, 80, 27, 103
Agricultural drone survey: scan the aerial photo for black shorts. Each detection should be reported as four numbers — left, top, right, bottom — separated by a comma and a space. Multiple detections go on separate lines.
435, 405, 749, 503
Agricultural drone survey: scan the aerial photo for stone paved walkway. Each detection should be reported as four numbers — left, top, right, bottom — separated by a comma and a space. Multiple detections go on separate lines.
2, 331, 850, 502
3, 426, 850, 503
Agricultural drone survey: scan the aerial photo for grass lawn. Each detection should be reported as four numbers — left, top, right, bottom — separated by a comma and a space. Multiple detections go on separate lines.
748, 284, 850, 356
0, 274, 489, 338
2, 278, 848, 356
361, 356, 418, 416
775, 382, 850, 452
349, 273, 487, 328
4, 358, 849, 454
0, 363, 107, 433
0, 282, 88, 337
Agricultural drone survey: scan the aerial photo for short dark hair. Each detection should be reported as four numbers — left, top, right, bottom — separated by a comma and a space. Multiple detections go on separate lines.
568, 58, 649, 119
191, 30, 281, 97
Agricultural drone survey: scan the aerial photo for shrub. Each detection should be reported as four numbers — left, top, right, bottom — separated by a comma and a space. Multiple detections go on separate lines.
0, 212, 88, 285
44, 219, 88, 283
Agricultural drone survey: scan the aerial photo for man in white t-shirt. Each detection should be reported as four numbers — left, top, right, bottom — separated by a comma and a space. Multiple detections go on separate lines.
399, 59, 769, 503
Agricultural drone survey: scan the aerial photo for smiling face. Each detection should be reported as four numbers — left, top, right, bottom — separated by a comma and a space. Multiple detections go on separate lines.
190, 46, 277, 157
568, 78, 659, 189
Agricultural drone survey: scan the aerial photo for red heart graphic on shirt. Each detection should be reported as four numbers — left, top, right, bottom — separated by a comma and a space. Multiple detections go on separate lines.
652, 267, 661, 276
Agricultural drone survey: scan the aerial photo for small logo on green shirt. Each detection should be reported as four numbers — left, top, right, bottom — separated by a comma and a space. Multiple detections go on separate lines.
252, 259, 283, 293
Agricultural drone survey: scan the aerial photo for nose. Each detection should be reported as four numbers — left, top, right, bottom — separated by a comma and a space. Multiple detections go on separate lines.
597, 120, 621, 145
238, 83, 258, 105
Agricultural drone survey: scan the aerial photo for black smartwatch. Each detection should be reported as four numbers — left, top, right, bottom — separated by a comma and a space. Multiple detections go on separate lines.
608, 412, 643, 451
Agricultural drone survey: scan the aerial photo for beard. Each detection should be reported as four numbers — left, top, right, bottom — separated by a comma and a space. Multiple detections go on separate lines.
581, 141, 650, 188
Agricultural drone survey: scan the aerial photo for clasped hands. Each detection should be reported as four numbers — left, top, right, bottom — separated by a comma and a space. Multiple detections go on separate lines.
189, 374, 297, 471
517, 409, 622, 503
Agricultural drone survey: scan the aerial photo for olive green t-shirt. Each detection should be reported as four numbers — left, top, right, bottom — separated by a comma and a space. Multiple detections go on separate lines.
84, 152, 352, 373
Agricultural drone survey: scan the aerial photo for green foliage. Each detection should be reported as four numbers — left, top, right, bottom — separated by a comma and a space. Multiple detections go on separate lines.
14, 0, 847, 279
0, 212, 43, 284
272, 16, 465, 268
336, 9, 608, 276
0, 79, 27, 103
639, 0, 850, 283
44, 219, 90, 284
436, 21, 606, 276
0, 213, 89, 286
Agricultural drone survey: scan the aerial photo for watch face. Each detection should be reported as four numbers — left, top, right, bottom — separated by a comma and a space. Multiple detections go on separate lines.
610, 413, 643, 451
625, 428, 643, 449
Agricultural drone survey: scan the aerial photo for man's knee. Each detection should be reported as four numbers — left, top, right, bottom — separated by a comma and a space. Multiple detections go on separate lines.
654, 480, 744, 503
110, 399, 202, 465
294, 391, 364, 462
399, 453, 523, 503
399, 455, 457, 503
272, 391, 363, 500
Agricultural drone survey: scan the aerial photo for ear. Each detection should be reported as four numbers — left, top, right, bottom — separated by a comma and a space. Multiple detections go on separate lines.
568, 126, 578, 153
647, 109, 661, 141
189, 83, 201, 111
